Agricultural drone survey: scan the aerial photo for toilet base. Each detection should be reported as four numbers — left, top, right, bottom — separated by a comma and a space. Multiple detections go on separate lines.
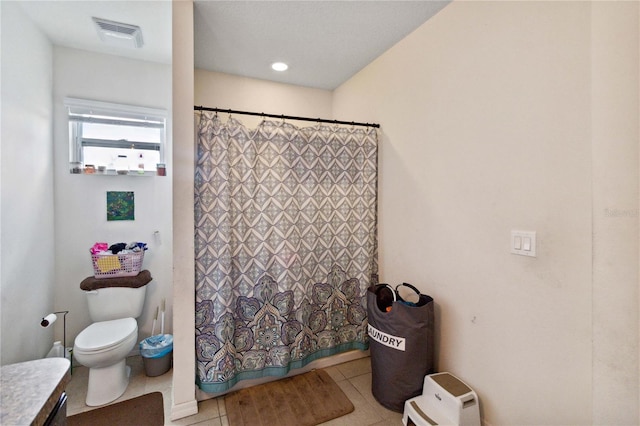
85, 359, 131, 406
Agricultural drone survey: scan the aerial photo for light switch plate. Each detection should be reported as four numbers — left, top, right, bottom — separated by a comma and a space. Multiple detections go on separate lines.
511, 230, 536, 257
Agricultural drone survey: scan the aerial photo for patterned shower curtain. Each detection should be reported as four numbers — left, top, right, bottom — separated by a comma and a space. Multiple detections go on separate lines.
194, 112, 378, 393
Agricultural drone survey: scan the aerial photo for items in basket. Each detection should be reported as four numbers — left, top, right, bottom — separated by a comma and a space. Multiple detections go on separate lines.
90, 241, 147, 255
90, 241, 148, 279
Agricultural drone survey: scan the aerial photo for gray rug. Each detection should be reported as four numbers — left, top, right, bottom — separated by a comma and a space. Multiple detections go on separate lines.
225, 370, 354, 426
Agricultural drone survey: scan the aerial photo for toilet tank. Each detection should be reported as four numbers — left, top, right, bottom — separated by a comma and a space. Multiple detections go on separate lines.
85, 286, 147, 322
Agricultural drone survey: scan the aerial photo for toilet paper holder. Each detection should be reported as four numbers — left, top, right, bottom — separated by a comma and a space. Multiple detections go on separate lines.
40, 310, 70, 361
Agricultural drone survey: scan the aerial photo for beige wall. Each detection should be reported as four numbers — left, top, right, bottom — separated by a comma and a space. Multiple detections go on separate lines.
333, 1, 638, 424
591, 2, 639, 424
194, 70, 333, 127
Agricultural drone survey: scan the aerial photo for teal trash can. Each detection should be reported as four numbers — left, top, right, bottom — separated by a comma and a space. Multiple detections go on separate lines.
140, 334, 173, 377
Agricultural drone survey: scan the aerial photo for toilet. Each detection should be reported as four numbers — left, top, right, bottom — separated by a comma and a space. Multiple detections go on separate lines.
74, 277, 150, 406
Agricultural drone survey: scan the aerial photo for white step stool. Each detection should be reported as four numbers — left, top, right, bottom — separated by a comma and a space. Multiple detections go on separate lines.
402, 372, 480, 426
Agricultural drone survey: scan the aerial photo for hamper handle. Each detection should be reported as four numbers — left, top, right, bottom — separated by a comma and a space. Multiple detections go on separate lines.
395, 282, 420, 298
381, 284, 396, 301
373, 283, 397, 313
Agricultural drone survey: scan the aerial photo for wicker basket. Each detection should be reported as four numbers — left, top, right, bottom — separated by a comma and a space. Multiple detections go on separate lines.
91, 251, 144, 279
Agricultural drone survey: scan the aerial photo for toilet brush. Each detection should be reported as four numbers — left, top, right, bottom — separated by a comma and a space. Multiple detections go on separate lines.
151, 306, 158, 336
160, 298, 165, 335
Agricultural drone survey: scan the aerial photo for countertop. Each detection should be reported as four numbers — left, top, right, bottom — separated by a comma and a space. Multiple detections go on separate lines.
1, 357, 71, 426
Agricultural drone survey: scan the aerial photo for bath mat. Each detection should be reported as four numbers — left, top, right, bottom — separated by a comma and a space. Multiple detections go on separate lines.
225, 369, 354, 426
67, 392, 164, 426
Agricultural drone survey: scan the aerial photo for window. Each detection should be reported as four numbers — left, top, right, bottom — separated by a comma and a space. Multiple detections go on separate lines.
65, 98, 166, 175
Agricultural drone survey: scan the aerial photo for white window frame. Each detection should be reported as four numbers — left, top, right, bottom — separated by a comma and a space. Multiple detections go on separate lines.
65, 97, 167, 173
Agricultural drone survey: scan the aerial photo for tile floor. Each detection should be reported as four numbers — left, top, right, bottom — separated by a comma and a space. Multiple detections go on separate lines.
66, 355, 404, 425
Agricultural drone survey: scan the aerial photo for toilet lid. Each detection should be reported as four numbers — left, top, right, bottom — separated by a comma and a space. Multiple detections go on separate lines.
75, 318, 137, 351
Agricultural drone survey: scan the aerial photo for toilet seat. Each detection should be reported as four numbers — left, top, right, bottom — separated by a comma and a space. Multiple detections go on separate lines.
75, 318, 137, 353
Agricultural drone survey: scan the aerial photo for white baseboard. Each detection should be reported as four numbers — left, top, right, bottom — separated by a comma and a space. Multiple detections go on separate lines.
170, 398, 198, 421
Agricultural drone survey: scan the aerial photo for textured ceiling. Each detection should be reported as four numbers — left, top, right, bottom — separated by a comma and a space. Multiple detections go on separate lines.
17, 1, 449, 91
194, 1, 450, 90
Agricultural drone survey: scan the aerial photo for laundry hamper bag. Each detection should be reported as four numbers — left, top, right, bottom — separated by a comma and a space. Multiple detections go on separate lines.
367, 283, 435, 412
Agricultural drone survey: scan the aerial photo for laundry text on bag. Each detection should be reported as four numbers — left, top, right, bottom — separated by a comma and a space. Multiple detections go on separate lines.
367, 324, 406, 351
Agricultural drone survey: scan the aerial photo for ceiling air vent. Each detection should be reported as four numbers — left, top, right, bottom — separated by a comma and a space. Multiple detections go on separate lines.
92, 17, 144, 49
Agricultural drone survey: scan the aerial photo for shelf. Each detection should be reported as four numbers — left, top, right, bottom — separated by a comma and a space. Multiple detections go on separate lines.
70, 170, 165, 177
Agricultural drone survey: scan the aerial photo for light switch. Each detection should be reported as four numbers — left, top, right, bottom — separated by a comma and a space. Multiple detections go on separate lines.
511, 230, 536, 257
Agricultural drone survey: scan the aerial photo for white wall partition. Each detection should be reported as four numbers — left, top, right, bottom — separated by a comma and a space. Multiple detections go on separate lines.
171, 0, 198, 420
0, 2, 55, 365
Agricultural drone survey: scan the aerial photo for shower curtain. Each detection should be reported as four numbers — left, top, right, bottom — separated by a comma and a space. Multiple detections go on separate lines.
194, 112, 378, 393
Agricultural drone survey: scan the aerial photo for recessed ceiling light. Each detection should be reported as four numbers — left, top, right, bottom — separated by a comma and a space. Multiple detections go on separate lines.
271, 62, 288, 72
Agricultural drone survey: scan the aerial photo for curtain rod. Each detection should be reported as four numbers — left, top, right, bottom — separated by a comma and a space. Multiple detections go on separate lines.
194, 106, 380, 129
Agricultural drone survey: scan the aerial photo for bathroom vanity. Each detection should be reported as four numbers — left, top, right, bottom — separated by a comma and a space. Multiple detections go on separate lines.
0, 357, 71, 425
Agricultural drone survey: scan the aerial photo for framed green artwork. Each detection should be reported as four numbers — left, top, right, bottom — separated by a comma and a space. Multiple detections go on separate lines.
107, 191, 134, 221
